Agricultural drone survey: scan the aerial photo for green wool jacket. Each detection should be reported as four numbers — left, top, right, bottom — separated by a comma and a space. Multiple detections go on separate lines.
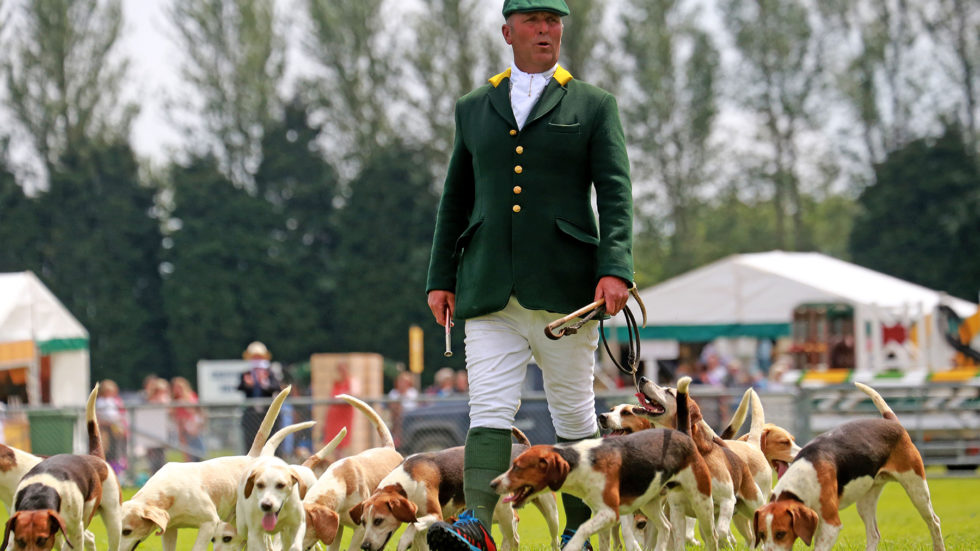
426, 65, 634, 320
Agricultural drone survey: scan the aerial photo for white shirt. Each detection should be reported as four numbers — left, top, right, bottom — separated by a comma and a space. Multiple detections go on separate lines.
509, 63, 558, 130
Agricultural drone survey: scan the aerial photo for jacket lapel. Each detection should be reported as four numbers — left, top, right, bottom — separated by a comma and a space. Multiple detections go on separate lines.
488, 69, 518, 128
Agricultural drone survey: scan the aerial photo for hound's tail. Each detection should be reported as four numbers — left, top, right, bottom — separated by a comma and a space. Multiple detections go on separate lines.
302, 427, 348, 475
86, 384, 106, 460
676, 377, 693, 437
719, 388, 752, 440
337, 394, 395, 448
246, 385, 293, 458
511, 426, 531, 447
854, 382, 898, 421
261, 421, 317, 456
744, 389, 765, 448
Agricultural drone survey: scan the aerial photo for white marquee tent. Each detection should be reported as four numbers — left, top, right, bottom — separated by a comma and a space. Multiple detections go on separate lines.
608, 251, 977, 372
0, 272, 90, 406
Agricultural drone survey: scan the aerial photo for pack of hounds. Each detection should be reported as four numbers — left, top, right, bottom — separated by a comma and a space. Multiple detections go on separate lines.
0, 379, 947, 551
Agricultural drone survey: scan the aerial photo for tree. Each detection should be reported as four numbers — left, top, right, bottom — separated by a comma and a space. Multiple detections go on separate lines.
36, 142, 168, 387
328, 142, 443, 370
923, 0, 980, 153
252, 96, 341, 359
723, 0, 824, 250
849, 125, 980, 300
302, 0, 394, 174
169, 0, 286, 188
560, 0, 607, 79
161, 155, 281, 374
0, 142, 41, 270
1, 0, 133, 179
820, 0, 930, 165
404, 0, 504, 171
618, 0, 721, 276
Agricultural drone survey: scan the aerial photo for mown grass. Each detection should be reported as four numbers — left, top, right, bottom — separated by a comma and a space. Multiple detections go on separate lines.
8, 475, 978, 550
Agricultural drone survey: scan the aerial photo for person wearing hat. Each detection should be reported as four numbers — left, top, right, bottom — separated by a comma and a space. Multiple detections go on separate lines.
425, 1, 633, 550
237, 341, 282, 453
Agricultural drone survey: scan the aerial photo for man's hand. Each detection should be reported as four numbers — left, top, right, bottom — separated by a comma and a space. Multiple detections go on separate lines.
428, 290, 456, 326
594, 276, 630, 316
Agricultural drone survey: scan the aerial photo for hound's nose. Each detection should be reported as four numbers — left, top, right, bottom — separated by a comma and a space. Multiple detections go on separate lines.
489, 479, 500, 491
597, 413, 610, 428
261, 502, 273, 512
638, 376, 651, 385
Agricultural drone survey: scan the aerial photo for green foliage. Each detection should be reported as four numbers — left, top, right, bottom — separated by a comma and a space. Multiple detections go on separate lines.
0, 151, 41, 270
328, 142, 446, 374
33, 143, 167, 387
1, 0, 133, 171
303, 0, 393, 168
169, 0, 286, 187
618, 0, 721, 275
850, 125, 980, 301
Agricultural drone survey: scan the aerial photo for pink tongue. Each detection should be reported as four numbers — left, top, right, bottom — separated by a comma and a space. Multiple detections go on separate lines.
262, 513, 278, 531
503, 495, 515, 503
776, 462, 789, 479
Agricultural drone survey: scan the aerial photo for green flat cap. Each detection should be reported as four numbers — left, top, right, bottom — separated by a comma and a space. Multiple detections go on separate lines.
502, 0, 570, 17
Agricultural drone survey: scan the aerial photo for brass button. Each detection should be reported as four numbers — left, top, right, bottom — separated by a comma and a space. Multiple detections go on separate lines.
515, 146, 524, 154
512, 205, 521, 213
514, 165, 523, 174
509, 129, 517, 136
513, 186, 522, 194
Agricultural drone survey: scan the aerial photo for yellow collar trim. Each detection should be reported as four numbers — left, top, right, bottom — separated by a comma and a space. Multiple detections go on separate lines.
488, 65, 574, 88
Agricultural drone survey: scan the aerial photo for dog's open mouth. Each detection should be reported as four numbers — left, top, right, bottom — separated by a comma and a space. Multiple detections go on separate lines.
608, 428, 633, 436
773, 460, 790, 479
503, 485, 534, 508
635, 392, 666, 416
262, 512, 278, 532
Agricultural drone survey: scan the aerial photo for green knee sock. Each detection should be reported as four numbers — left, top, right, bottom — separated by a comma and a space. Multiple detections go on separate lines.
557, 431, 600, 532
464, 427, 513, 530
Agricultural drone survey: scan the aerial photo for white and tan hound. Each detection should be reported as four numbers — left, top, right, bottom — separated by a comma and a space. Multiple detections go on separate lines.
754, 382, 945, 551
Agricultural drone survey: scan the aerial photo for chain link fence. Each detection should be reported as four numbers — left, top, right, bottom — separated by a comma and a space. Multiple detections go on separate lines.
2, 383, 976, 487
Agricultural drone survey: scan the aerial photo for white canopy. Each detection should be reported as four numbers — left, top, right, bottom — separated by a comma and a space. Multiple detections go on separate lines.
610, 251, 976, 341
0, 272, 89, 405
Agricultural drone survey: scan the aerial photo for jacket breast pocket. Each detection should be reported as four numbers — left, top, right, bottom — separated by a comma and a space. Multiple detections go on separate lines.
547, 122, 581, 134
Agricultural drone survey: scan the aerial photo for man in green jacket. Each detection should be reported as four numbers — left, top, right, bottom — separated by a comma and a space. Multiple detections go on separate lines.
426, 1, 634, 550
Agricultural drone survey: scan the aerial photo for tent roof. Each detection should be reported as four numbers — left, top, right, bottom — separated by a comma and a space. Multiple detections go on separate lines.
610, 251, 976, 340
0, 272, 88, 349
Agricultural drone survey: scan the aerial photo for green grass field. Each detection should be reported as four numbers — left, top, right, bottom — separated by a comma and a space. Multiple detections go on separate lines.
9, 475, 978, 550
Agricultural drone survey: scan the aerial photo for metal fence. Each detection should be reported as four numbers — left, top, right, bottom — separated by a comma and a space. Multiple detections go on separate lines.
3, 383, 977, 487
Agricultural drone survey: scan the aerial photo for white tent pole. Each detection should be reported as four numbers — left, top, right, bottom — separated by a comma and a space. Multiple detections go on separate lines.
27, 278, 39, 405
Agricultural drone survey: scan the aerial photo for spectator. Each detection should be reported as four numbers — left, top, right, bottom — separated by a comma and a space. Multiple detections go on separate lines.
96, 379, 128, 478
171, 377, 205, 461
387, 371, 419, 447
323, 363, 355, 459
238, 341, 281, 453
454, 370, 469, 395
143, 377, 171, 474
428, 367, 456, 397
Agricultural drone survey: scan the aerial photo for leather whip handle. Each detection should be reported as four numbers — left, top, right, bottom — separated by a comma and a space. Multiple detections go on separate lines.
544, 298, 605, 340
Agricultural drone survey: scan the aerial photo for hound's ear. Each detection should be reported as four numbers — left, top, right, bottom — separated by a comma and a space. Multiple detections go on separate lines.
48, 511, 71, 548
759, 428, 769, 451
244, 471, 257, 499
1, 512, 19, 551
753, 510, 764, 548
388, 496, 418, 523
546, 453, 570, 491
348, 502, 365, 525
790, 504, 819, 546
290, 470, 308, 499
139, 505, 170, 533
306, 504, 340, 545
